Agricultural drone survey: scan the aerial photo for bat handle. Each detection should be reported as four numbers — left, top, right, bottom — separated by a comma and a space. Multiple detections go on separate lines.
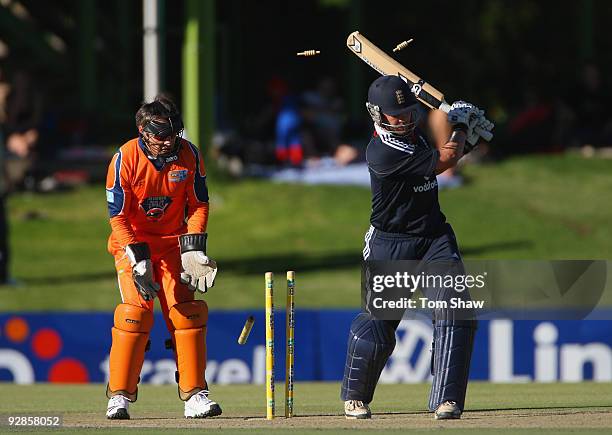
439, 102, 493, 142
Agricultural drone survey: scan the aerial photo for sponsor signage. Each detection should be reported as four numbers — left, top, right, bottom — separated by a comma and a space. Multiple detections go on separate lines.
1, 311, 611, 384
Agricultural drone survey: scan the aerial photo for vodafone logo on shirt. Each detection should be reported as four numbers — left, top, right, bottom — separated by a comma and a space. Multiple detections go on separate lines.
413, 178, 438, 193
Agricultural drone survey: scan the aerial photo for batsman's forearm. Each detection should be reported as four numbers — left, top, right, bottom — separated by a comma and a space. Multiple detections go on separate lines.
428, 109, 453, 150
435, 130, 466, 174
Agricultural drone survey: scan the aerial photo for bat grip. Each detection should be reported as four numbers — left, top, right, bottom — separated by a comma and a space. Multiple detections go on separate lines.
439, 102, 493, 142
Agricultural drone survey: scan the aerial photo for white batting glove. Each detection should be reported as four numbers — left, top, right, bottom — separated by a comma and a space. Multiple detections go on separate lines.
126, 243, 160, 301
476, 111, 494, 132
465, 110, 495, 145
448, 100, 480, 130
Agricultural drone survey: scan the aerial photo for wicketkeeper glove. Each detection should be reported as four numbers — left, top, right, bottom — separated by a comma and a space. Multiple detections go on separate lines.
179, 233, 218, 293
125, 242, 160, 301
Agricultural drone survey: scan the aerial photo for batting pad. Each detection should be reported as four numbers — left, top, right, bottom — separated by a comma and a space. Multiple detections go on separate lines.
428, 320, 477, 412
341, 313, 396, 403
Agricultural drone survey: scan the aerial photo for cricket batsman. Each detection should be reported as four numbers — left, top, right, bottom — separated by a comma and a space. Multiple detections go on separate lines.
341, 76, 493, 420
104, 96, 221, 419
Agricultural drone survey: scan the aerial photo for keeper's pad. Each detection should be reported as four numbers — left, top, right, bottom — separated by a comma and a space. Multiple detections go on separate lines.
169, 300, 208, 400
107, 304, 154, 402
340, 313, 396, 403
428, 320, 477, 412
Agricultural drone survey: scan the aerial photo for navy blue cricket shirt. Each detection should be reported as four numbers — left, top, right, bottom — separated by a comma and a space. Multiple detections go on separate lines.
366, 125, 447, 236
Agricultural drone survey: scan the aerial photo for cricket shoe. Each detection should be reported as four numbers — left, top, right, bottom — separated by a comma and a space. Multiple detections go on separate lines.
344, 400, 371, 419
184, 390, 223, 418
106, 395, 130, 420
434, 401, 461, 420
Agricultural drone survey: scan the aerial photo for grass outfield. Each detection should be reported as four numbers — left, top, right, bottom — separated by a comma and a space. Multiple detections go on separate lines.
0, 382, 611, 433
1, 153, 612, 311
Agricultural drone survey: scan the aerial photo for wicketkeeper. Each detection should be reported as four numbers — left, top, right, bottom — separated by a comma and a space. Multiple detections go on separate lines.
341, 75, 493, 420
104, 96, 221, 419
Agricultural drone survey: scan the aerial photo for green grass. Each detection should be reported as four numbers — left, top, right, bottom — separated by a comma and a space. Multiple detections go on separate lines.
1, 153, 612, 311
0, 382, 610, 433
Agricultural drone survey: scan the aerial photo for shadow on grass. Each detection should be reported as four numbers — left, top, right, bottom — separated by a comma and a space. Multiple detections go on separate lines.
468, 404, 612, 412
461, 240, 533, 256
289, 403, 612, 418
222, 251, 361, 274
15, 271, 117, 286
204, 404, 612, 419
13, 240, 532, 285
223, 239, 533, 275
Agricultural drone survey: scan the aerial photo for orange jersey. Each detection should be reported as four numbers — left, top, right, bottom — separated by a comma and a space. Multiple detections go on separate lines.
105, 137, 209, 255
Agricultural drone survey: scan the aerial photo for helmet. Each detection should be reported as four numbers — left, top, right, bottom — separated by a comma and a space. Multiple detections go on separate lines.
366, 75, 420, 137
136, 97, 184, 158
142, 114, 184, 139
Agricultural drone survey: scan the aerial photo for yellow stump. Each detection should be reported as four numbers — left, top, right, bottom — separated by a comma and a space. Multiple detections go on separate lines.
285, 271, 295, 417
265, 272, 275, 420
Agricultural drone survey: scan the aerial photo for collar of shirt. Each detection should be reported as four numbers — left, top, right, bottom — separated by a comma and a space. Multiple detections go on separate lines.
374, 124, 417, 154
137, 137, 181, 171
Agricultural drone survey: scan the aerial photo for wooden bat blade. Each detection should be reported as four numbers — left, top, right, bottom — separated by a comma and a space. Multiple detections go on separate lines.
347, 31, 445, 110
347, 31, 493, 142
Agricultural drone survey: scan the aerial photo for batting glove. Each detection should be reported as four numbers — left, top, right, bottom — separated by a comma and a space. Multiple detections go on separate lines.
126, 242, 160, 301
476, 111, 494, 132
448, 101, 480, 131
465, 110, 495, 146
179, 233, 218, 293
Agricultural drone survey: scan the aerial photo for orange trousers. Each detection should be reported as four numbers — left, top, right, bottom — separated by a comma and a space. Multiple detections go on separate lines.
108, 237, 207, 401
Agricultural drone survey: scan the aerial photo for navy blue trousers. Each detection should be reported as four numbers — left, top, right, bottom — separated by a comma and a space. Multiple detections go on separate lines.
342, 224, 476, 411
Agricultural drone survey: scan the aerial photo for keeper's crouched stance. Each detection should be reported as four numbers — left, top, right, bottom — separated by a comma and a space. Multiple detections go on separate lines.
105, 96, 220, 419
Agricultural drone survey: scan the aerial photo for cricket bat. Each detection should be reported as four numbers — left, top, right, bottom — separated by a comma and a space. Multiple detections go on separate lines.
347, 31, 493, 142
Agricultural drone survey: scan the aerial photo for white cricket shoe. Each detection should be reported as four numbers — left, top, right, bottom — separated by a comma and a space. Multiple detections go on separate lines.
106, 395, 130, 420
434, 400, 462, 420
184, 390, 222, 418
344, 400, 371, 419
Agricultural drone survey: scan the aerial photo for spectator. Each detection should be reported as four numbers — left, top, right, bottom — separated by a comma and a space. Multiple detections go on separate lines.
275, 95, 304, 166
506, 87, 556, 154
0, 68, 12, 284
0, 131, 9, 284
563, 62, 612, 149
4, 69, 42, 190
301, 77, 346, 157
